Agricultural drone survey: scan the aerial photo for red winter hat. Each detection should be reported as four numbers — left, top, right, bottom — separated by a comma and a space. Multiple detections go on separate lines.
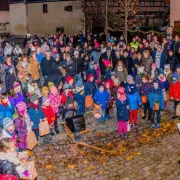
88, 74, 94, 82
117, 86, 125, 94
66, 76, 74, 83
103, 60, 111, 67
0, 175, 19, 180
104, 80, 113, 89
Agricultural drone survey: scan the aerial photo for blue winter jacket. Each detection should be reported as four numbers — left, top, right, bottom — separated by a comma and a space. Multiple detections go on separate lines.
74, 90, 86, 113
0, 104, 15, 125
28, 108, 45, 129
116, 99, 129, 121
149, 88, 164, 110
94, 90, 110, 110
158, 79, 169, 91
85, 81, 96, 96
127, 91, 142, 110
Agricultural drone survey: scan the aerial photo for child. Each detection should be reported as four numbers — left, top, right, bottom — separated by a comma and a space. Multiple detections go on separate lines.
14, 102, 29, 151
61, 83, 74, 121
94, 62, 101, 82
164, 64, 171, 83
135, 66, 144, 92
169, 73, 180, 119
104, 60, 113, 81
140, 75, 152, 120
42, 86, 49, 97
66, 76, 74, 92
48, 83, 61, 134
8, 88, 25, 108
116, 87, 129, 137
94, 83, 110, 122
1, 117, 16, 140
42, 97, 55, 136
74, 79, 86, 115
115, 61, 128, 84
0, 93, 15, 126
86, 61, 97, 81
0, 138, 29, 179
32, 81, 42, 98
85, 74, 96, 97
176, 64, 180, 78
126, 75, 142, 127
27, 94, 45, 140
149, 80, 164, 128
150, 63, 158, 81
158, 70, 169, 92
5, 67, 16, 90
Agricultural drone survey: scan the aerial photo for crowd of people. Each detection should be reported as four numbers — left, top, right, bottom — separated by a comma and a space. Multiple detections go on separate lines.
0, 31, 180, 178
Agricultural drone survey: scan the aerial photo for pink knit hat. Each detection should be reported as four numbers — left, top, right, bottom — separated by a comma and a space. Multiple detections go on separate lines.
152, 63, 156, 68
13, 82, 20, 88
16, 102, 27, 116
103, 60, 111, 67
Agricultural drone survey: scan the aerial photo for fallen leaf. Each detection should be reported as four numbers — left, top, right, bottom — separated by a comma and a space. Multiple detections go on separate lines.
45, 165, 53, 169
87, 165, 94, 171
26, 150, 33, 157
68, 164, 75, 169
135, 152, 141, 156
99, 169, 103, 175
126, 155, 133, 161
83, 160, 88, 164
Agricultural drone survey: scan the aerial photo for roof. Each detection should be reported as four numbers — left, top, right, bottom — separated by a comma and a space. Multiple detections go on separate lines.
9, 0, 69, 3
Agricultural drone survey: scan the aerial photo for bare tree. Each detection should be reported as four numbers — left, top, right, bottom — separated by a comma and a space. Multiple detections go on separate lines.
72, 0, 138, 42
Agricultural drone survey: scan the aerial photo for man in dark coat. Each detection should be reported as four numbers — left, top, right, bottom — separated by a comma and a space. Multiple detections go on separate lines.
170, 35, 180, 53
99, 46, 112, 76
121, 50, 132, 75
166, 50, 178, 72
40, 50, 54, 78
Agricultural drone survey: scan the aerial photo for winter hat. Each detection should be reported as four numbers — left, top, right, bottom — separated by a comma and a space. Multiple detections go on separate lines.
42, 97, 49, 105
3, 117, 13, 129
103, 60, 111, 67
48, 82, 54, 88
13, 82, 20, 89
176, 64, 180, 69
153, 79, 159, 84
117, 87, 126, 101
97, 82, 104, 89
55, 54, 60, 59
104, 80, 113, 89
66, 76, 74, 84
172, 73, 179, 82
127, 75, 134, 82
76, 79, 83, 88
88, 74, 94, 82
158, 68, 164, 75
16, 102, 27, 116
29, 93, 39, 103
63, 83, 70, 90
113, 78, 120, 84
74, 50, 79, 56
117, 87, 125, 94
110, 72, 116, 77
152, 63, 156, 68
42, 86, 49, 97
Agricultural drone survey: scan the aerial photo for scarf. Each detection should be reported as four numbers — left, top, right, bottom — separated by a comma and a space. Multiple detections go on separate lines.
118, 67, 123, 71
0, 152, 20, 165
28, 103, 40, 110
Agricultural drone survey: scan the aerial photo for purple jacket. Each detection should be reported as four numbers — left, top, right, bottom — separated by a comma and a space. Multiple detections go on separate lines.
14, 117, 27, 136
10, 93, 25, 107
140, 83, 152, 97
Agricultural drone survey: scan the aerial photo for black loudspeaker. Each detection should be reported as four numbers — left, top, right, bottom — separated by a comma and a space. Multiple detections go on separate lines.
56, 27, 64, 33
65, 115, 86, 133
64, 5, 73, 12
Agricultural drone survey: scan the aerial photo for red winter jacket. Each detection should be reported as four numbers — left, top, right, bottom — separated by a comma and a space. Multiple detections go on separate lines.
42, 106, 55, 125
169, 81, 180, 100
61, 91, 73, 105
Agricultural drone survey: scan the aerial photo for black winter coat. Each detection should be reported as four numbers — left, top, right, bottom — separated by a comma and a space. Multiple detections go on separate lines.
0, 159, 20, 179
40, 57, 54, 76
5, 71, 16, 90
166, 54, 178, 72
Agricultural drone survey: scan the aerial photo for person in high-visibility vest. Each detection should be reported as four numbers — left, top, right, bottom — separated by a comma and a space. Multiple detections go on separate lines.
130, 37, 139, 52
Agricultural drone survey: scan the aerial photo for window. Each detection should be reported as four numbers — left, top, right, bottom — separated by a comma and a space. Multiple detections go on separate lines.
43, 4, 48, 13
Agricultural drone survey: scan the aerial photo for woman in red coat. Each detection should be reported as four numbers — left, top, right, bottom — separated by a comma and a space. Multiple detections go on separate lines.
169, 73, 180, 119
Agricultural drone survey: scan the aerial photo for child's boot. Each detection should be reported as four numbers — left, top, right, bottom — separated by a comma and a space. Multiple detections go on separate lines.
50, 128, 55, 136
55, 126, 60, 134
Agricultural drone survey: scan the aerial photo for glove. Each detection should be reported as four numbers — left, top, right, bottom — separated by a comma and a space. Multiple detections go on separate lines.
139, 104, 142, 108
